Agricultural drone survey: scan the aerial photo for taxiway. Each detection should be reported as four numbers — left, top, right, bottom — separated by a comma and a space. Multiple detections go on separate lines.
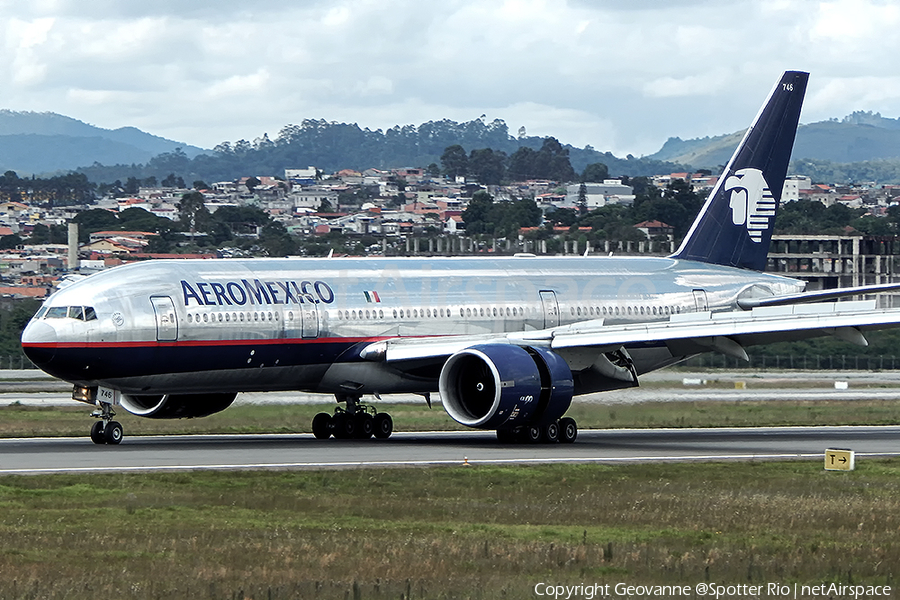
0, 426, 897, 475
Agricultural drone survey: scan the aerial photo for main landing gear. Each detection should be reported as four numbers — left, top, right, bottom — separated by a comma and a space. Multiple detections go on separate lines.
496, 417, 578, 444
90, 402, 124, 445
312, 394, 394, 440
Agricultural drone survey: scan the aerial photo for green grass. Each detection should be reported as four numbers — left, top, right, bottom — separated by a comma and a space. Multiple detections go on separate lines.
2, 397, 900, 438
0, 461, 897, 598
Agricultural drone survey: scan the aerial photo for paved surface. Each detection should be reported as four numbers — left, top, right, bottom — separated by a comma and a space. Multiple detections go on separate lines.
0, 426, 897, 474
3, 369, 900, 406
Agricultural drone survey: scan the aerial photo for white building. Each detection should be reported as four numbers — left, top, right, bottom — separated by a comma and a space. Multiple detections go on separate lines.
782, 175, 812, 203
565, 180, 635, 209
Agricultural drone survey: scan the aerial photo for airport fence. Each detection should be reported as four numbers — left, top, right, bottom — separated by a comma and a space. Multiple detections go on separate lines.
1, 353, 897, 372
2, 355, 36, 370
682, 354, 899, 370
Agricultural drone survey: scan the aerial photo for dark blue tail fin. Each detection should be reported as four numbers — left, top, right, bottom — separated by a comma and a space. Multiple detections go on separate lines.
671, 71, 808, 271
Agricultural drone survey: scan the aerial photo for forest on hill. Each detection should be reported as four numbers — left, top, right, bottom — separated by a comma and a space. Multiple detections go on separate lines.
75, 117, 683, 185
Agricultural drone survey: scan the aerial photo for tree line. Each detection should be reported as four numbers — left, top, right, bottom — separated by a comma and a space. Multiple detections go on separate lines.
0, 170, 94, 205
75, 117, 684, 186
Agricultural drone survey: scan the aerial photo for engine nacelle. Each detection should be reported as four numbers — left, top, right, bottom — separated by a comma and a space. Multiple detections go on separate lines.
120, 392, 237, 419
438, 344, 573, 429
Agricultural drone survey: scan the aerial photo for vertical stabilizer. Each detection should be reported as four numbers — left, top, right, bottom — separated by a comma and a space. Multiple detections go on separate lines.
671, 71, 808, 271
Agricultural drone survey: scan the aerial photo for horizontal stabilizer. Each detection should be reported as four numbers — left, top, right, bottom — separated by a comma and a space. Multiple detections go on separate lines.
738, 282, 900, 309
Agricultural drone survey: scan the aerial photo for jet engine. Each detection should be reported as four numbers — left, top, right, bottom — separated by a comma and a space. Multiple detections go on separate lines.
119, 392, 237, 419
438, 344, 573, 429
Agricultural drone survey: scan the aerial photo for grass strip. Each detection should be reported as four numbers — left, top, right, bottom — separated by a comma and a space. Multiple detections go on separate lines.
1, 398, 900, 438
0, 461, 896, 598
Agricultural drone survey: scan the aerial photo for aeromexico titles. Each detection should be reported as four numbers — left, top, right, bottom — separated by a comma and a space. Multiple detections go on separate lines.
22, 71, 900, 446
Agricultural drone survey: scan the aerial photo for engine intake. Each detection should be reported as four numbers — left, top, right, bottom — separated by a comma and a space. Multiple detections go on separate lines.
438, 344, 573, 429
120, 392, 237, 419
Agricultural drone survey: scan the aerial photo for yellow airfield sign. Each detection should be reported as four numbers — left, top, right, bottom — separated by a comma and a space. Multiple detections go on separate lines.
825, 449, 855, 471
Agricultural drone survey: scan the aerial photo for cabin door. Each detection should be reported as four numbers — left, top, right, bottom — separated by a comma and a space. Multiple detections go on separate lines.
692, 289, 709, 312
300, 304, 319, 339
539, 290, 560, 329
150, 296, 178, 342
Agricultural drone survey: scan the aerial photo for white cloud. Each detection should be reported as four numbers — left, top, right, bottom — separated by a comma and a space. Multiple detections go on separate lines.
1, 0, 900, 157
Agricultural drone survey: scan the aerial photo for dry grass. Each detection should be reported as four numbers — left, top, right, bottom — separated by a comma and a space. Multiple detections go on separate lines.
0, 461, 897, 599
2, 397, 900, 439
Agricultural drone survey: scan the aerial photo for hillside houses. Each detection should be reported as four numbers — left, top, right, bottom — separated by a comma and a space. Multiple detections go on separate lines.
3, 153, 900, 303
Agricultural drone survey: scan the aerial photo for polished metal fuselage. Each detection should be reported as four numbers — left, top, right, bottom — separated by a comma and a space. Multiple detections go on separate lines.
21, 255, 804, 396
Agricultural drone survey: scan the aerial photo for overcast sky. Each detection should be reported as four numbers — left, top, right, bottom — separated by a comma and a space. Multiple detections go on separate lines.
2, 0, 900, 157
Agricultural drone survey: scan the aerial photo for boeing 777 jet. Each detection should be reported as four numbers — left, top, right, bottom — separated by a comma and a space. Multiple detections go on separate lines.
22, 71, 900, 445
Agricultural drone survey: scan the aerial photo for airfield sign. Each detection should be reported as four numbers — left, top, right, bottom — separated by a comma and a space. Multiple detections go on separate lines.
825, 449, 855, 471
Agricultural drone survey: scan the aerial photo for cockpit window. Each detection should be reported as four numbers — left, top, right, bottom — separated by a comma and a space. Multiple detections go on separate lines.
34, 306, 48, 319
46, 307, 68, 319
43, 306, 98, 321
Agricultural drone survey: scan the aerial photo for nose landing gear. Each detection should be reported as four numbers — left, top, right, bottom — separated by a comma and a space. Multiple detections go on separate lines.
90, 401, 123, 445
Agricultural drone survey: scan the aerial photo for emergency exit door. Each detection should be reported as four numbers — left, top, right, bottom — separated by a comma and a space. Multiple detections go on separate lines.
539, 290, 560, 329
150, 296, 178, 342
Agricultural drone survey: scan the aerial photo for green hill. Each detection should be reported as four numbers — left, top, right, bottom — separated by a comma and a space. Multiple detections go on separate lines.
0, 110, 206, 175
648, 111, 900, 171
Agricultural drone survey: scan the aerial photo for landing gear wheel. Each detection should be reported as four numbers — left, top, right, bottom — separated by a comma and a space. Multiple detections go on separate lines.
90, 421, 105, 445
373, 413, 393, 439
521, 425, 543, 443
559, 417, 577, 444
543, 421, 560, 443
356, 413, 374, 439
332, 413, 357, 439
104, 421, 123, 445
312, 412, 332, 439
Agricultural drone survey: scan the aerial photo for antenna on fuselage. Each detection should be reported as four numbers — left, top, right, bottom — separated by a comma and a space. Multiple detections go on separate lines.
327, 248, 334, 258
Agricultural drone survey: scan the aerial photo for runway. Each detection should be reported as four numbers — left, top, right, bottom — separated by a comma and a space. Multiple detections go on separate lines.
0, 426, 898, 474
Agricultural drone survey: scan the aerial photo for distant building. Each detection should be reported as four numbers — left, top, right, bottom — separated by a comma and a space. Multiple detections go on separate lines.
285, 167, 318, 186
634, 220, 674, 240
782, 175, 812, 203
564, 181, 635, 209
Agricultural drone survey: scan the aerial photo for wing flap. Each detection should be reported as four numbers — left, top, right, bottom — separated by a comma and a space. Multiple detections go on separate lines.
550, 300, 900, 352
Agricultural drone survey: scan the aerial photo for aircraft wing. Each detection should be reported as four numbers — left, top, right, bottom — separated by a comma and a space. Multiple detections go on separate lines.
362, 299, 900, 365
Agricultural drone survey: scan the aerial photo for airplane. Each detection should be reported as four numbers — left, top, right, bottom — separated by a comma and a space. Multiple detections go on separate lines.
20, 70, 900, 445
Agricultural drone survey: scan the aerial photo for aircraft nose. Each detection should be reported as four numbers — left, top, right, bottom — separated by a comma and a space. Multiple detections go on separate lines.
21, 320, 57, 367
